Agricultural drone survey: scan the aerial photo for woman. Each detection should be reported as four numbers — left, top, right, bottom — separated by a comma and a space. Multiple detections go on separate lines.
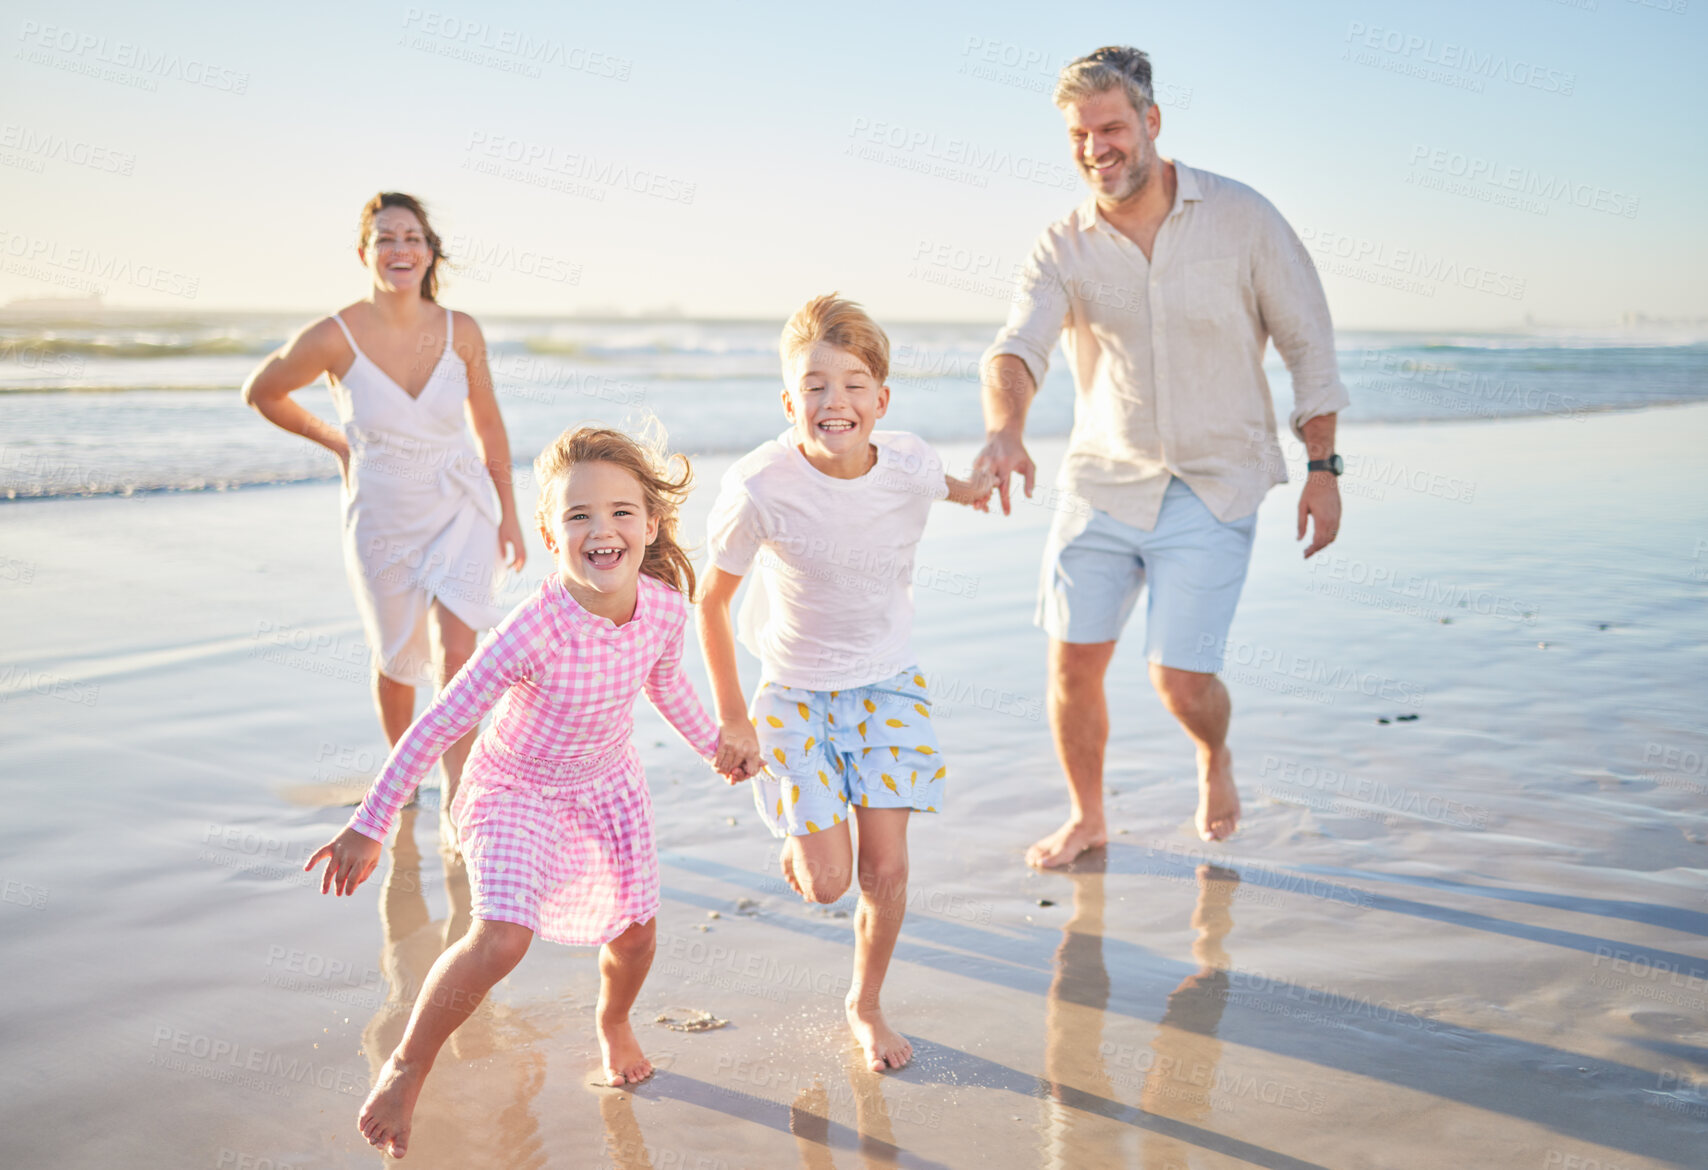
243, 192, 526, 840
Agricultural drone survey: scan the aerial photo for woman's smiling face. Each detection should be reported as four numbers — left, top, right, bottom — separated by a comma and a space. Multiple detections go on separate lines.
362, 205, 432, 294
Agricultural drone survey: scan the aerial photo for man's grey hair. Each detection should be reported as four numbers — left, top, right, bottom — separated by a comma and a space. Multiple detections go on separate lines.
1054, 46, 1154, 115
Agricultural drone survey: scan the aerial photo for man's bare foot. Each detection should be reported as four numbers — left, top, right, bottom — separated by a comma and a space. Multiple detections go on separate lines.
1196, 745, 1240, 842
358, 1053, 427, 1158
598, 1016, 654, 1086
1026, 819, 1107, 869
846, 999, 912, 1072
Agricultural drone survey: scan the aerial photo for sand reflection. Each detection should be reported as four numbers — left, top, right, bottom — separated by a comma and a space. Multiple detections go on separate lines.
360, 807, 548, 1167
1042, 859, 1239, 1169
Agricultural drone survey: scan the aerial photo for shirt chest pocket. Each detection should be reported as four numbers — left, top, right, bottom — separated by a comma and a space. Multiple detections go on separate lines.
1182, 257, 1241, 323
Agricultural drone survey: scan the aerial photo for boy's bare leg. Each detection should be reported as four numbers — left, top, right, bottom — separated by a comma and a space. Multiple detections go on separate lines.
360, 917, 533, 1158
847, 807, 912, 1072
779, 818, 854, 905
1148, 664, 1238, 841
598, 918, 658, 1086
1028, 640, 1117, 868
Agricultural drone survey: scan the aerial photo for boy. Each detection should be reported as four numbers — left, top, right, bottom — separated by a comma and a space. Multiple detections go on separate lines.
697, 293, 989, 1072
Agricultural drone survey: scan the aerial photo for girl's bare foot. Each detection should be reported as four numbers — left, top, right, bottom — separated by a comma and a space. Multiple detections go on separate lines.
846, 999, 912, 1072
1026, 818, 1107, 869
1196, 745, 1240, 842
598, 1016, 653, 1086
358, 1053, 427, 1158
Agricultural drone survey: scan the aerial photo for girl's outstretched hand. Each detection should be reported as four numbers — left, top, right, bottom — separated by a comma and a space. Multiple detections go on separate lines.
305, 827, 383, 896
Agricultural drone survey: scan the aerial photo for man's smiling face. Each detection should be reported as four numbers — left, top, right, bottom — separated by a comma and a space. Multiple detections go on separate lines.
1062, 87, 1159, 204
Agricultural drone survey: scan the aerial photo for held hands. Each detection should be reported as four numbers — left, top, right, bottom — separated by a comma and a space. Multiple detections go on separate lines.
713, 718, 763, 785
304, 826, 383, 896
971, 431, 1036, 515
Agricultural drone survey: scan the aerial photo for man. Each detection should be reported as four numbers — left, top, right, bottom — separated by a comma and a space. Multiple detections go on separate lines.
974, 46, 1347, 866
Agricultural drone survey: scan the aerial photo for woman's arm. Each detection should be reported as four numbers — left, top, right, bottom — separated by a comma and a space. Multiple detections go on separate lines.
241, 317, 351, 473
695, 567, 760, 780
457, 312, 527, 571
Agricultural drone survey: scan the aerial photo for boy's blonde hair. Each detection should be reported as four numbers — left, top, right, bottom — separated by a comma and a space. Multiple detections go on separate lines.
532, 423, 698, 598
779, 293, 890, 385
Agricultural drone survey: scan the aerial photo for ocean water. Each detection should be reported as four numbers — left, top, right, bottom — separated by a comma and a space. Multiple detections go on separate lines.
2, 309, 1705, 499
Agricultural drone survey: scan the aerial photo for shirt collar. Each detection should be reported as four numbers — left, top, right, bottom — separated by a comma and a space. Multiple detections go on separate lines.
1075, 159, 1201, 232
548, 570, 650, 635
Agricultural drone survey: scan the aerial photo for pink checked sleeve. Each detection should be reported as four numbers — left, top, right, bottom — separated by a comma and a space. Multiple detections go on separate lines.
347, 598, 553, 840
644, 597, 720, 763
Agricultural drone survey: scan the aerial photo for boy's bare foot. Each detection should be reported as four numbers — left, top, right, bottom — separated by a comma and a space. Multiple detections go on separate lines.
1196, 745, 1240, 842
780, 840, 804, 897
1026, 818, 1107, 869
846, 1000, 912, 1072
358, 1053, 426, 1158
598, 1016, 654, 1086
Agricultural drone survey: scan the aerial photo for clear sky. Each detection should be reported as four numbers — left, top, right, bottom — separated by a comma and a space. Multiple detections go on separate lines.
2, 0, 1703, 327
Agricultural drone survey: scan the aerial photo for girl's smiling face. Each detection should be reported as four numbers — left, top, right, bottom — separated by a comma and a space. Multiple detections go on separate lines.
539, 460, 658, 615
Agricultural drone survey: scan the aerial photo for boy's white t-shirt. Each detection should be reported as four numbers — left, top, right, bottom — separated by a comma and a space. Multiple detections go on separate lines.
706, 429, 950, 691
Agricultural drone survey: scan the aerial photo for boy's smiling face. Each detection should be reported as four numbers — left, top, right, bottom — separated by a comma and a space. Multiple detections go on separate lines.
781, 341, 890, 470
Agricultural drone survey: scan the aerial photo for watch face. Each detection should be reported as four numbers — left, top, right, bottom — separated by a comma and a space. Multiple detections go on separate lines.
1329, 453, 1344, 475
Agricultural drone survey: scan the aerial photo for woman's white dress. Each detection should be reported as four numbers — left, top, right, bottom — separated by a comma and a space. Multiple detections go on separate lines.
328, 307, 505, 683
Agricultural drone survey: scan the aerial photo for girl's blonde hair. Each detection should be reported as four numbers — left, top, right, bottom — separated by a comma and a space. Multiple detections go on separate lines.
533, 424, 698, 598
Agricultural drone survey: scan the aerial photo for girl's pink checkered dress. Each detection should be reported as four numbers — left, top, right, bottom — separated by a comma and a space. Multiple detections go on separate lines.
348, 572, 718, 946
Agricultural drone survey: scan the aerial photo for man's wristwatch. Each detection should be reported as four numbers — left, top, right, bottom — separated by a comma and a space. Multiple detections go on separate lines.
1307, 454, 1344, 476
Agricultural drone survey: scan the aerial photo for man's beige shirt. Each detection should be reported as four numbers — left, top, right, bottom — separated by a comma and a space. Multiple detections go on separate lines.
984, 160, 1348, 528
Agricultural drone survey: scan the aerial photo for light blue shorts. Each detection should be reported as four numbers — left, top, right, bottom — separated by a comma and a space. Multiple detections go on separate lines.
749, 668, 945, 837
1035, 478, 1257, 673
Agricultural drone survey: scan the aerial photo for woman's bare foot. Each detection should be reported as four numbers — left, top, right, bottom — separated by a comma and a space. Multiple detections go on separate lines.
1026, 818, 1107, 869
598, 1015, 654, 1086
358, 1053, 427, 1158
1196, 745, 1240, 842
846, 999, 912, 1072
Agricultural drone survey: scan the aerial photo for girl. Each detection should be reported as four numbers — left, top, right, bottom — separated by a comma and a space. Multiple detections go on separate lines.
306, 425, 749, 1160
244, 193, 526, 848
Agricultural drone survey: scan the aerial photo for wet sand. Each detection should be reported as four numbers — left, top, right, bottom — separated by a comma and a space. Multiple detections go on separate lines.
2, 403, 1706, 1169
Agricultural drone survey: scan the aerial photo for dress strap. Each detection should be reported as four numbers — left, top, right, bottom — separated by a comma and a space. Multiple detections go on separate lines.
441, 306, 454, 363
330, 312, 360, 354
